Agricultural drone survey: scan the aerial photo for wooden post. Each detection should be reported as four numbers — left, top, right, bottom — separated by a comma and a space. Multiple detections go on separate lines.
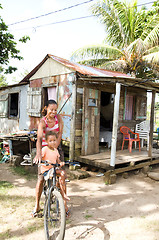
8, 140, 13, 161
110, 83, 121, 167
148, 90, 156, 158
69, 79, 77, 162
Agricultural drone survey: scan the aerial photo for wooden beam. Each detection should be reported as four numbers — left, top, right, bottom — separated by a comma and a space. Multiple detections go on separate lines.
148, 90, 156, 158
77, 77, 159, 92
110, 83, 121, 167
69, 77, 77, 161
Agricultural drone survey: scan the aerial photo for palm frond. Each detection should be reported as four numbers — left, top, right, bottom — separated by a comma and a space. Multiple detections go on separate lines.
142, 51, 159, 64
91, 0, 143, 48
126, 38, 145, 54
144, 46, 159, 56
100, 59, 128, 72
76, 58, 113, 67
143, 24, 159, 49
91, 0, 128, 47
140, 14, 159, 40
71, 44, 123, 63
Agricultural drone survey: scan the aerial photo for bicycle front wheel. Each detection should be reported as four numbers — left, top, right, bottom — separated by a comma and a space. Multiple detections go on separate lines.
44, 188, 66, 240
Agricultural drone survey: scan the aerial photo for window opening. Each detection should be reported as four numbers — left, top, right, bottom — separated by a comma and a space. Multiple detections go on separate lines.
9, 93, 19, 118
125, 95, 134, 120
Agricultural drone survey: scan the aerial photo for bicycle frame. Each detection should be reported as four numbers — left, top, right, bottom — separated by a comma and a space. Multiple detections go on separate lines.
41, 162, 60, 216
42, 161, 66, 240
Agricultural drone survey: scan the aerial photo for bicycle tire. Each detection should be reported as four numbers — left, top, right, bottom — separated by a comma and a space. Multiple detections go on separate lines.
44, 188, 66, 240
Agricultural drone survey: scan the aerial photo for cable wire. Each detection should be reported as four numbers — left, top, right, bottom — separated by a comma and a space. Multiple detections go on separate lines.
8, 0, 156, 31
8, 0, 155, 27
11, 15, 94, 31
8, 0, 95, 26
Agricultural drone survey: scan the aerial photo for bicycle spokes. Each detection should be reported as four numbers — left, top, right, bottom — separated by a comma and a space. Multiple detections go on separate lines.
44, 190, 65, 240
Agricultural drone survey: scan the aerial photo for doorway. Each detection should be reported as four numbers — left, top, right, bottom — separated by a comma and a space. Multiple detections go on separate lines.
42, 86, 57, 108
99, 91, 114, 150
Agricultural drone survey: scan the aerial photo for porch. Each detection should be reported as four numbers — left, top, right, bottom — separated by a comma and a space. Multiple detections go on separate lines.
77, 147, 159, 175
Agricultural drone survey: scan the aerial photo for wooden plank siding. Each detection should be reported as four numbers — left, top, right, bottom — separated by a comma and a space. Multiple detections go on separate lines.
27, 72, 149, 160
74, 83, 148, 158
117, 86, 147, 150
29, 73, 73, 130
81, 88, 100, 155
74, 88, 83, 158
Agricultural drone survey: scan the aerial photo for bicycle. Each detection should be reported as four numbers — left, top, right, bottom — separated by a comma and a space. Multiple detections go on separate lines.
41, 160, 66, 240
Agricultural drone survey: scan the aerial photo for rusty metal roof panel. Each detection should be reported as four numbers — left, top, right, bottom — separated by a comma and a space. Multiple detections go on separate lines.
49, 54, 130, 78
20, 54, 132, 83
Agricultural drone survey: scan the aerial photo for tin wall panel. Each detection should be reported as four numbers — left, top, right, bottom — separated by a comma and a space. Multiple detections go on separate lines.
57, 73, 75, 141
30, 79, 42, 88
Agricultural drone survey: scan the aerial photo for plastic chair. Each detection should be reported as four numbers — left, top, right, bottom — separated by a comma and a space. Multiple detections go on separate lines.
120, 126, 141, 153
135, 120, 150, 150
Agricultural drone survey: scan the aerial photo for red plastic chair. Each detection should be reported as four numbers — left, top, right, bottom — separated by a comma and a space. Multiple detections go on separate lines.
120, 126, 141, 153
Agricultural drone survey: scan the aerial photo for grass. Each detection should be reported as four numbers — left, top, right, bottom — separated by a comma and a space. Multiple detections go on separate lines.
84, 214, 93, 219
0, 229, 12, 239
11, 166, 36, 180
0, 181, 14, 194
105, 181, 109, 185
27, 221, 44, 233
0, 165, 46, 240
66, 219, 72, 224
0, 178, 44, 239
84, 209, 93, 220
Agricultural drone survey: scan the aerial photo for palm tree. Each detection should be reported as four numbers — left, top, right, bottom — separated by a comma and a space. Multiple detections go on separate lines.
71, 0, 159, 78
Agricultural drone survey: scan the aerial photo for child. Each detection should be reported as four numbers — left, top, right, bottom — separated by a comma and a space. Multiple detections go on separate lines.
41, 131, 70, 217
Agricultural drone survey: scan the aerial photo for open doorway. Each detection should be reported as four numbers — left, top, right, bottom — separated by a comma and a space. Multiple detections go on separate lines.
99, 91, 114, 150
42, 87, 57, 109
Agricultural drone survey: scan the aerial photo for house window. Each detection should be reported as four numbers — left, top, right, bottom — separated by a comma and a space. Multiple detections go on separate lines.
8, 93, 19, 118
125, 95, 134, 120
88, 98, 97, 107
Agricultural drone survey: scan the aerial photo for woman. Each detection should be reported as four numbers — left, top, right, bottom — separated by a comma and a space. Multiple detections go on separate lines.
32, 99, 69, 217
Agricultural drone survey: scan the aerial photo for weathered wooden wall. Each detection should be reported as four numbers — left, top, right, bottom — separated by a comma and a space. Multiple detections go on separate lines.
117, 86, 147, 149
74, 83, 148, 157
28, 73, 75, 146
27, 69, 148, 158
0, 84, 30, 134
74, 88, 83, 158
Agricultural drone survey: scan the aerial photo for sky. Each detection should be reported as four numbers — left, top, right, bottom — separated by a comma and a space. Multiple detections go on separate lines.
0, 0, 154, 84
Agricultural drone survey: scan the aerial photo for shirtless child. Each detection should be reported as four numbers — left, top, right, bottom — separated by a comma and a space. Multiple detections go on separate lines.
36, 131, 70, 217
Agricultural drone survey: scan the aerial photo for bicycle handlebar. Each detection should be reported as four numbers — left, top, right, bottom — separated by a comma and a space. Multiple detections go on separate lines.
40, 160, 60, 167
38, 160, 80, 167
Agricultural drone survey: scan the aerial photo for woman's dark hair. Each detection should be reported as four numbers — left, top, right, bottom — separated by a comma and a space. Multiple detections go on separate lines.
42, 99, 57, 116
46, 99, 57, 106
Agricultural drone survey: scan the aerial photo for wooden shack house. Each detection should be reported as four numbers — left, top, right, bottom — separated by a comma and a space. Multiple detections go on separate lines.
0, 82, 32, 157
0, 82, 30, 133
18, 54, 159, 167
0, 54, 159, 172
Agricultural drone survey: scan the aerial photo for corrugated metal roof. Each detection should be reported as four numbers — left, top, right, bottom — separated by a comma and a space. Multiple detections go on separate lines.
20, 54, 159, 93
49, 54, 130, 78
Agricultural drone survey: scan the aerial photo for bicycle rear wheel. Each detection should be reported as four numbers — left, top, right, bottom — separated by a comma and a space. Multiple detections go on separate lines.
44, 188, 66, 240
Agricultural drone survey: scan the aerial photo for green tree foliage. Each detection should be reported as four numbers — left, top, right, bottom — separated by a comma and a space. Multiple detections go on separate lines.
71, 0, 159, 78
0, 4, 30, 82
0, 75, 7, 87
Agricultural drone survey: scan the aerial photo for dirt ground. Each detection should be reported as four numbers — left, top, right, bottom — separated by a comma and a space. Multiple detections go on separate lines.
0, 163, 159, 240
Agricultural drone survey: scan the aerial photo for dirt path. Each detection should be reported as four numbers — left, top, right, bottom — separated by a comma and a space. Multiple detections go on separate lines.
0, 163, 159, 240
